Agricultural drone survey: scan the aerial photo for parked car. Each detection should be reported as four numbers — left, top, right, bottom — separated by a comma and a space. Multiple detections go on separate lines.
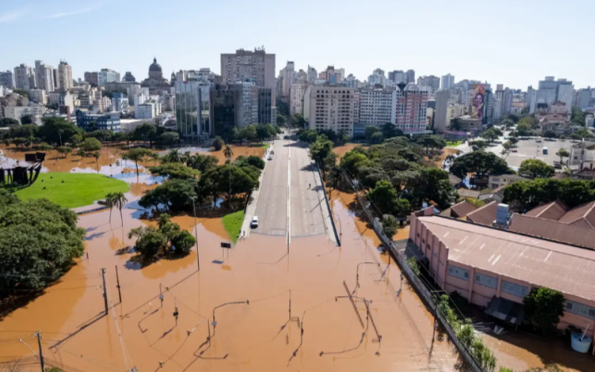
250, 216, 259, 228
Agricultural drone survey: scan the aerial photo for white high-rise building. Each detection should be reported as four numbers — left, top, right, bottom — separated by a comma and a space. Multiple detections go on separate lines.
417, 75, 440, 93
557, 79, 574, 113
57, 60, 73, 91
34, 61, 55, 92
536, 76, 558, 108
441, 74, 455, 90
493, 85, 513, 121
434, 90, 450, 133
221, 48, 275, 102
29, 89, 47, 105
14, 64, 34, 90
289, 82, 308, 116
307, 86, 355, 136
358, 88, 395, 126
98, 69, 121, 86
281, 61, 295, 97
368, 68, 386, 86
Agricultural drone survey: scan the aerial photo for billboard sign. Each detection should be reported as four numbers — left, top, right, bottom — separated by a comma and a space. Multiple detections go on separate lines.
471, 84, 485, 120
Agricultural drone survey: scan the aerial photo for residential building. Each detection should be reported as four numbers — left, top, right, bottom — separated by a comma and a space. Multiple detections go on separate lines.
409, 212, 595, 337
358, 88, 395, 126
586, 114, 594, 128
59, 92, 75, 117
34, 61, 55, 92
405, 69, 415, 84
280, 61, 295, 97
135, 103, 157, 119
417, 75, 440, 93
368, 68, 386, 87
307, 85, 355, 136
98, 69, 121, 86
84, 72, 99, 86
487, 174, 530, 189
526, 86, 537, 113
493, 85, 513, 122
577, 88, 592, 110
295, 69, 307, 83
231, 82, 259, 127
111, 92, 128, 112
536, 76, 559, 109
3, 104, 46, 124
307, 66, 317, 83
394, 84, 429, 134
289, 82, 308, 116
75, 110, 121, 131
0, 70, 15, 88
388, 70, 406, 84
441, 74, 455, 90
434, 89, 450, 133
557, 79, 574, 113
221, 48, 275, 101
14, 64, 34, 90
344, 74, 360, 89
57, 61, 73, 91
28, 89, 47, 105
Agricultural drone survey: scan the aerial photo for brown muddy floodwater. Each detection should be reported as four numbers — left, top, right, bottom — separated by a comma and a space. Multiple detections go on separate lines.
0, 181, 468, 372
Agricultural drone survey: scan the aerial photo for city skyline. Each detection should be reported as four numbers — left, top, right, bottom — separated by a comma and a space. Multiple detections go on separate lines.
1, 0, 594, 89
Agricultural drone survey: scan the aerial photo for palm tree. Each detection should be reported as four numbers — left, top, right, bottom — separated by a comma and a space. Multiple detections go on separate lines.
223, 145, 233, 164
93, 151, 100, 172
105, 193, 115, 224
110, 192, 128, 227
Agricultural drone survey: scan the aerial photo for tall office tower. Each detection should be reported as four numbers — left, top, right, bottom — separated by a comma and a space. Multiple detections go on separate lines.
57, 60, 73, 91
220, 48, 276, 102
441, 74, 455, 90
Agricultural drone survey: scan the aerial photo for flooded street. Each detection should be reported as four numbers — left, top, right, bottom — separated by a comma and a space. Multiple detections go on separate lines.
0, 183, 463, 371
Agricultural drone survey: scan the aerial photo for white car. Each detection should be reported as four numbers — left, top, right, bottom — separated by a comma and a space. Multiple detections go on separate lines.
268, 155, 273, 160
250, 216, 259, 228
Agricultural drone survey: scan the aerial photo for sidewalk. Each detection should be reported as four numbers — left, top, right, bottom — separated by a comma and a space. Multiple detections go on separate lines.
312, 162, 338, 245
240, 143, 270, 239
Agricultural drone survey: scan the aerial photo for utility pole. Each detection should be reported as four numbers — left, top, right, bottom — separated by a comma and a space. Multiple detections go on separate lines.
35, 331, 45, 372
101, 268, 108, 314
115, 265, 122, 303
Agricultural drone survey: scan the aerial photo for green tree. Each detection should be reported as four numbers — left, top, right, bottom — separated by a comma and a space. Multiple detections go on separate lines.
187, 153, 219, 173
39, 117, 82, 145
160, 131, 179, 147
149, 162, 200, 179
247, 155, 265, 170
543, 130, 557, 139
239, 125, 257, 142
367, 180, 398, 215
276, 113, 287, 127
223, 144, 234, 163
122, 148, 153, 176
57, 146, 72, 158
292, 113, 306, 128
0, 193, 85, 291
571, 128, 593, 140
76, 149, 86, 160
509, 137, 519, 146
133, 123, 158, 147
518, 159, 554, 179
0, 117, 19, 127
39, 142, 53, 153
129, 226, 168, 257
523, 287, 565, 335
20, 114, 33, 124
365, 126, 381, 143
450, 118, 463, 131
381, 123, 403, 139
556, 148, 569, 164
80, 137, 102, 152
481, 128, 500, 143
213, 136, 224, 151
308, 135, 334, 166
139, 179, 198, 212
417, 135, 446, 154
382, 215, 398, 238
298, 129, 319, 143
501, 118, 514, 128
450, 151, 511, 179
469, 140, 488, 152
171, 230, 196, 255
516, 122, 532, 136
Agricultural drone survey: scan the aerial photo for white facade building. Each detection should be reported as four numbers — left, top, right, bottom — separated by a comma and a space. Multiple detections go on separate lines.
358, 88, 395, 126
135, 103, 157, 119
34, 61, 55, 92
98, 69, 121, 86
14, 64, 34, 90
289, 82, 308, 116
441, 74, 455, 90
307, 66, 317, 83
28, 89, 47, 105
368, 68, 386, 86
57, 61, 73, 91
434, 89, 450, 133
557, 80, 574, 113
307, 86, 355, 136
281, 61, 295, 97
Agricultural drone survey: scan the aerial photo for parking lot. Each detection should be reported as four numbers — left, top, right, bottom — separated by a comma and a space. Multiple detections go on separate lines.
502, 138, 573, 169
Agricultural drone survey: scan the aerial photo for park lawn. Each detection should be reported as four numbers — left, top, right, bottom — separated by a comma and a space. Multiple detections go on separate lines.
15, 173, 129, 209
222, 210, 245, 243
446, 140, 463, 147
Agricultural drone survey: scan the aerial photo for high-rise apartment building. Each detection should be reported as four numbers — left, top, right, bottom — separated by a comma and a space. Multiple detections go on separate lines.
358, 88, 395, 126
405, 69, 415, 84
536, 76, 558, 108
57, 61, 73, 91
221, 48, 275, 99
577, 88, 592, 110
0, 70, 14, 88
434, 89, 450, 133
556, 79, 574, 113
368, 68, 386, 86
417, 75, 440, 93
34, 61, 55, 92
441, 74, 455, 90
14, 64, 34, 90
84, 72, 99, 86
307, 65, 317, 83
394, 84, 429, 134
280, 61, 295, 97
388, 70, 406, 84
289, 82, 308, 116
98, 69, 121, 86
307, 86, 355, 136
493, 84, 513, 122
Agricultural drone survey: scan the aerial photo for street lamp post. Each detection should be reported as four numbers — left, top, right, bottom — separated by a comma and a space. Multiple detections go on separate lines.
191, 196, 200, 271
356, 262, 380, 289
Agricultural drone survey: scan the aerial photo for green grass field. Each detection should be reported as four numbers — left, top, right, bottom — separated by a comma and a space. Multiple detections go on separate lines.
446, 140, 463, 147
15, 173, 129, 209
222, 210, 245, 243
260, 143, 270, 151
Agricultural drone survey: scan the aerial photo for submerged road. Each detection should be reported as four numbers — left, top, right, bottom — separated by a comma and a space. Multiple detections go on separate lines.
251, 137, 332, 241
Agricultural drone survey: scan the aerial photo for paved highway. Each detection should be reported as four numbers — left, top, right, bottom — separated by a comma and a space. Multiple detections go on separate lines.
251, 137, 331, 241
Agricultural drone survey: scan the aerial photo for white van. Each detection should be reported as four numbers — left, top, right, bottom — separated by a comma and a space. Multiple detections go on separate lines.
250, 216, 259, 228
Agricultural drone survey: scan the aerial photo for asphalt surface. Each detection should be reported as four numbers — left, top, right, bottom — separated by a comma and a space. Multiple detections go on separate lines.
251, 138, 328, 239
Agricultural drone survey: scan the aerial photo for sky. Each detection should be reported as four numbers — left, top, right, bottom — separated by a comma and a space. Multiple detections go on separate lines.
1, 0, 594, 90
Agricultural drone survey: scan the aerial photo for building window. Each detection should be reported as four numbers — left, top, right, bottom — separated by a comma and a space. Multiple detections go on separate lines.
501, 281, 528, 297
474, 273, 498, 289
566, 300, 595, 320
448, 265, 469, 281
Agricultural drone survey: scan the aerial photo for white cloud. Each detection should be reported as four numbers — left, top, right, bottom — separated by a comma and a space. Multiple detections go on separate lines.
0, 8, 30, 24
45, 6, 99, 19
